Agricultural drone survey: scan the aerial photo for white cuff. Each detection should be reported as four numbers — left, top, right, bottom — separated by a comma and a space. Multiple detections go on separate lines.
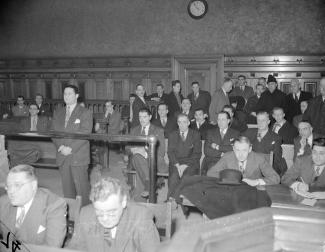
258, 179, 266, 186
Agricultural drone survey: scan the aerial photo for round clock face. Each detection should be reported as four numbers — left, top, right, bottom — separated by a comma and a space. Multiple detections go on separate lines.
188, 0, 208, 19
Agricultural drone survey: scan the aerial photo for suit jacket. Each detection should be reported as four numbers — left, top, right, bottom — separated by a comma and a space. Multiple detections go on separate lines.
229, 85, 254, 101
271, 121, 298, 144
131, 96, 150, 128
189, 120, 214, 140
284, 91, 313, 123
151, 116, 177, 139
98, 110, 122, 135
204, 127, 240, 159
244, 94, 260, 114
292, 114, 303, 128
147, 92, 168, 102
174, 176, 271, 219
244, 128, 288, 176
281, 155, 325, 192
302, 95, 325, 135
37, 103, 52, 117
229, 117, 247, 133
0, 188, 67, 247
11, 105, 29, 117
209, 88, 229, 124
68, 203, 160, 252
255, 89, 286, 114
168, 129, 201, 167
51, 104, 93, 166
165, 92, 183, 117
19, 116, 49, 132
207, 151, 280, 185
293, 133, 324, 160
187, 90, 211, 115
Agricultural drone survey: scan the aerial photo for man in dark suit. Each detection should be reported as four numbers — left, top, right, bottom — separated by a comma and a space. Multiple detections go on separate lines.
189, 108, 214, 140
19, 103, 49, 132
35, 93, 52, 117
209, 77, 233, 124
254, 75, 286, 115
202, 111, 240, 175
128, 108, 167, 201
147, 83, 167, 102
244, 83, 265, 124
303, 77, 325, 135
95, 100, 122, 135
175, 98, 194, 121
223, 105, 248, 133
52, 85, 93, 206
271, 107, 298, 144
244, 111, 288, 177
151, 103, 177, 139
208, 136, 280, 185
187, 81, 211, 115
165, 80, 184, 118
284, 79, 313, 124
229, 75, 254, 102
282, 138, 325, 194
0, 164, 67, 247
69, 176, 160, 252
167, 114, 201, 198
131, 84, 150, 128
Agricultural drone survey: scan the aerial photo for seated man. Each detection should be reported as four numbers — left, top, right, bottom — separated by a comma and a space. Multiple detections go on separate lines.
189, 108, 214, 140
0, 164, 67, 247
128, 108, 167, 201
244, 111, 288, 177
208, 136, 280, 186
175, 98, 194, 121
271, 107, 298, 144
202, 111, 240, 175
68, 176, 160, 252
167, 113, 201, 198
19, 103, 49, 132
282, 138, 325, 194
151, 103, 177, 139
11, 95, 29, 117
223, 105, 248, 133
95, 100, 122, 135
35, 93, 51, 117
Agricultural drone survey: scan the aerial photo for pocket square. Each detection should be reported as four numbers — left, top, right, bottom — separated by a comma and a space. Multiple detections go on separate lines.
37, 225, 46, 234
74, 119, 81, 124
271, 141, 275, 145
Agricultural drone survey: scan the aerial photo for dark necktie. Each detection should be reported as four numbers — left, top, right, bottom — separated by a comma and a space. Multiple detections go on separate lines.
141, 127, 146, 135
238, 161, 245, 173
314, 166, 321, 182
294, 94, 299, 102
104, 228, 113, 247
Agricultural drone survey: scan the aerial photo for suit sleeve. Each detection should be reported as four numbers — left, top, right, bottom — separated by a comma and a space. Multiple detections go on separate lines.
204, 130, 218, 157
107, 112, 122, 133
51, 109, 64, 148
281, 157, 303, 187
67, 208, 88, 250
272, 134, 288, 176
156, 128, 166, 158
209, 93, 219, 124
168, 132, 178, 166
192, 131, 202, 161
259, 156, 280, 185
45, 197, 67, 247
206, 156, 227, 177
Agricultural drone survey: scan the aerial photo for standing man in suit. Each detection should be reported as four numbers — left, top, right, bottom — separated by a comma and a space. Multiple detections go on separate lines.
189, 108, 214, 140
11, 95, 29, 117
165, 80, 184, 118
244, 83, 265, 124
303, 77, 325, 135
19, 103, 49, 132
202, 111, 240, 175
35, 93, 52, 118
207, 136, 280, 186
167, 114, 201, 198
151, 103, 177, 139
282, 138, 325, 194
284, 79, 313, 123
131, 84, 150, 128
0, 164, 67, 247
271, 107, 298, 144
95, 100, 122, 135
229, 75, 254, 102
128, 108, 167, 201
148, 84, 167, 102
52, 85, 93, 206
187, 81, 211, 116
209, 77, 233, 125
244, 111, 288, 177
69, 176, 160, 252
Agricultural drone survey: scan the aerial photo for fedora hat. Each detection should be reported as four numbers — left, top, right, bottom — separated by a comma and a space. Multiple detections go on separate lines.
218, 169, 242, 185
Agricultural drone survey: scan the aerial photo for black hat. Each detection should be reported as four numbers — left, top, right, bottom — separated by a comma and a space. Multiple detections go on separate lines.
267, 74, 277, 83
218, 169, 243, 185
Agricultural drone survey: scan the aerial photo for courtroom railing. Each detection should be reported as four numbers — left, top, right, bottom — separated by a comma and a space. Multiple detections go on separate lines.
0, 130, 159, 203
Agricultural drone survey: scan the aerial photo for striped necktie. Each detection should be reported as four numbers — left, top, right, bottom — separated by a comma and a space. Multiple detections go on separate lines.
16, 206, 25, 229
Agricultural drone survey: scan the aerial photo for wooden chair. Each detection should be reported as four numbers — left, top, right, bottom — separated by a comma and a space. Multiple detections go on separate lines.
139, 201, 172, 240
64, 196, 82, 240
281, 144, 294, 169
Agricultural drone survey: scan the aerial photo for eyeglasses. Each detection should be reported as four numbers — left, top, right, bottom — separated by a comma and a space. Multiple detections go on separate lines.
5, 180, 33, 191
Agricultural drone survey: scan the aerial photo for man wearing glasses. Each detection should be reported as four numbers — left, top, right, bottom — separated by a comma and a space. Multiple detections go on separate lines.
0, 164, 67, 247
69, 176, 160, 252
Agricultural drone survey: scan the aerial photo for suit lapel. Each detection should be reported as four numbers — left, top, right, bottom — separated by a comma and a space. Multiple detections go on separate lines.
7, 204, 17, 234
66, 105, 81, 128
114, 208, 132, 251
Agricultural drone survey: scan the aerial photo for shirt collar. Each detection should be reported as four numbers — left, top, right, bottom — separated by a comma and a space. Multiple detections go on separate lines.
17, 194, 35, 220
67, 103, 77, 113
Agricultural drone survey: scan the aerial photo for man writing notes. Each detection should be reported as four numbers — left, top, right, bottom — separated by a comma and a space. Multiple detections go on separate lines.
52, 85, 93, 206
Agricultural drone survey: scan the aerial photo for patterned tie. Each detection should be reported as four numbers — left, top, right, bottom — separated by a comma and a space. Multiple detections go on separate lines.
181, 132, 186, 141
257, 132, 262, 142
238, 161, 245, 173
65, 105, 71, 128
16, 206, 25, 229
273, 123, 281, 132
103, 228, 113, 247
194, 93, 199, 101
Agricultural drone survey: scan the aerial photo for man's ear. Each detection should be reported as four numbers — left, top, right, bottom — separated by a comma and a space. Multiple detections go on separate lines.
249, 146, 252, 153
121, 195, 127, 209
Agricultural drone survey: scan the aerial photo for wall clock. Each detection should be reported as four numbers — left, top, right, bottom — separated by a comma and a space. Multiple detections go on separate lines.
187, 0, 208, 19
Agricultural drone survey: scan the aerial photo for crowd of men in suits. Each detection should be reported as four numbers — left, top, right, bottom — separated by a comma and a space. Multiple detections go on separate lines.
0, 75, 325, 251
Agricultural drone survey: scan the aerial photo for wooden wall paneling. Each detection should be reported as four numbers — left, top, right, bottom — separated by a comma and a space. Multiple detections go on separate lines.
51, 78, 62, 99
113, 80, 123, 100
106, 79, 114, 100
95, 79, 107, 100
44, 79, 53, 99
142, 78, 151, 96
122, 79, 130, 100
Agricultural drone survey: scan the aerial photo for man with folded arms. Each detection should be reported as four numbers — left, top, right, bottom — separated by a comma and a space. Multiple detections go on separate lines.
282, 138, 325, 198
0, 164, 67, 247
208, 136, 280, 186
